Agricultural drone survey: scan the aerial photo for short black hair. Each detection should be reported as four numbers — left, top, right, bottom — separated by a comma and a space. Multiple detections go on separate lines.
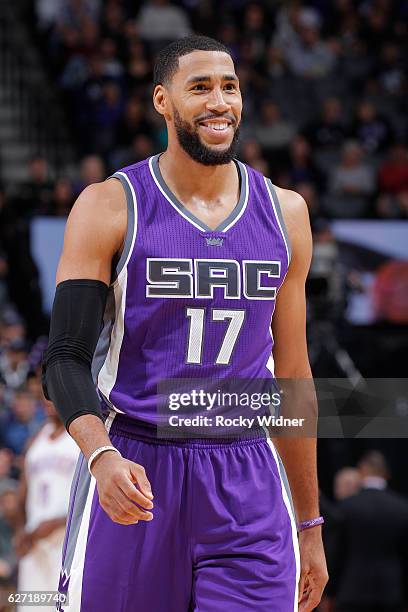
153, 35, 232, 87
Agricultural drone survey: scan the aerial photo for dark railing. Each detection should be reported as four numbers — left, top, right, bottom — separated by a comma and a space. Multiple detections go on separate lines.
0, 0, 73, 179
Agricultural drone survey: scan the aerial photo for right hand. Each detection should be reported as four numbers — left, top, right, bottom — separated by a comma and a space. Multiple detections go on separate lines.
91, 451, 154, 525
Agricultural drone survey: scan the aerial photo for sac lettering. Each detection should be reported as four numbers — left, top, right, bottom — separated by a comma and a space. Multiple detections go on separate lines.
146, 258, 281, 300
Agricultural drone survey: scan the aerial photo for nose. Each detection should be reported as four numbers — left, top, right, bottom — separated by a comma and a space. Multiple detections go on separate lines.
206, 86, 230, 113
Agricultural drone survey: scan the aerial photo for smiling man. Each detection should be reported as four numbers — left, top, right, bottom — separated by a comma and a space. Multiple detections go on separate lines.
44, 36, 328, 611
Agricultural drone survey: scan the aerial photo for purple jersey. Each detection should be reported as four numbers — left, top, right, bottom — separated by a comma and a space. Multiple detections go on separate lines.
93, 154, 291, 423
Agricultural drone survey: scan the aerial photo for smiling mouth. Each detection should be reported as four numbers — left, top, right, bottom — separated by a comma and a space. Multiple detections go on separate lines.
198, 120, 233, 132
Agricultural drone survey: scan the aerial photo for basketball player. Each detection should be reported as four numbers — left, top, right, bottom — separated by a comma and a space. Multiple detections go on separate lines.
15, 399, 78, 612
43, 36, 328, 611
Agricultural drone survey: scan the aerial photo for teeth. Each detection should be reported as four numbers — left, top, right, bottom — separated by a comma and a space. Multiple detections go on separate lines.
203, 122, 229, 130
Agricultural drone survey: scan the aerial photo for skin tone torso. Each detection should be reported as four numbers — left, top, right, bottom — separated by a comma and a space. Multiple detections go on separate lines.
57, 50, 328, 611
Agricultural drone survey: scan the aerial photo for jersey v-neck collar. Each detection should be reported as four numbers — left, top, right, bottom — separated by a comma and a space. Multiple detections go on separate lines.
149, 153, 249, 233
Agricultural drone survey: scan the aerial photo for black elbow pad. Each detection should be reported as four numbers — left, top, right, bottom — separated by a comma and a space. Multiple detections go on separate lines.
43, 279, 109, 430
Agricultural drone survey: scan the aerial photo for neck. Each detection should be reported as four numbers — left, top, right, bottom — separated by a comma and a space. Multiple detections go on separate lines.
159, 144, 237, 203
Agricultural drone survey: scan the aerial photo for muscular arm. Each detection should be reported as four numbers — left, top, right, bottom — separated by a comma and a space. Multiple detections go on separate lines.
271, 187, 318, 522
47, 179, 153, 524
54, 179, 125, 456
271, 187, 328, 611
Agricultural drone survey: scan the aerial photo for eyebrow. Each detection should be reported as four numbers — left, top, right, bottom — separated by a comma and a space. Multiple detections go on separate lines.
186, 74, 239, 85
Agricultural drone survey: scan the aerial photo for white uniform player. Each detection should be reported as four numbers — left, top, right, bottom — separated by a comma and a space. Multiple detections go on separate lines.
17, 406, 78, 612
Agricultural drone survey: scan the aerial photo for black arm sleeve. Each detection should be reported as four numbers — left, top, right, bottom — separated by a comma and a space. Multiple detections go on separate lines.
42, 279, 109, 431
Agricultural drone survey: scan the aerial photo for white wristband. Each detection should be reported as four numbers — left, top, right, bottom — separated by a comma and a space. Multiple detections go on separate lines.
87, 446, 121, 475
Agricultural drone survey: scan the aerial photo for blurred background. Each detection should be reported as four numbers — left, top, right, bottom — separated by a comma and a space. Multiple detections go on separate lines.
0, 0, 407, 610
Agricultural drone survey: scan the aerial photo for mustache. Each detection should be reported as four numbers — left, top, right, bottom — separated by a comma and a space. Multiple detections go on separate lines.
194, 113, 237, 125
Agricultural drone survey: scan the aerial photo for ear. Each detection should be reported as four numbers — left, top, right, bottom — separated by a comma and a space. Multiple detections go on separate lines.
153, 85, 172, 121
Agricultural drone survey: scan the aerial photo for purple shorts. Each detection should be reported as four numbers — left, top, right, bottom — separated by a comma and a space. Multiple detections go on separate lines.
57, 415, 299, 611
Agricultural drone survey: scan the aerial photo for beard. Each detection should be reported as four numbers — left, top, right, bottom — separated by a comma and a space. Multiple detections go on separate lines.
173, 108, 240, 166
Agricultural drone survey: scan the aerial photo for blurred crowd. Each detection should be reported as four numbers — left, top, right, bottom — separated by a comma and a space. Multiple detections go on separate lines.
0, 0, 407, 607
2, 0, 405, 222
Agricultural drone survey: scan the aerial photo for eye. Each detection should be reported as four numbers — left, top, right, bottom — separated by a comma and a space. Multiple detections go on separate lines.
224, 83, 237, 91
192, 84, 207, 91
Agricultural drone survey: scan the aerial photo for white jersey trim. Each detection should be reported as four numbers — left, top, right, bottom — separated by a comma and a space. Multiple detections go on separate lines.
264, 178, 291, 267
148, 156, 205, 231
97, 172, 138, 402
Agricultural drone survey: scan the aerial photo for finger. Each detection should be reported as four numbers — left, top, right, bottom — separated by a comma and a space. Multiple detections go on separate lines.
119, 474, 154, 510
111, 487, 154, 521
113, 487, 153, 521
100, 489, 153, 523
128, 462, 154, 499
298, 587, 322, 612
100, 496, 139, 524
298, 572, 306, 603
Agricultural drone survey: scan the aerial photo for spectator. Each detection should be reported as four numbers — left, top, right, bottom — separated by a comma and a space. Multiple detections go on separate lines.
116, 96, 153, 149
110, 134, 155, 173
91, 80, 124, 155
284, 8, 336, 79
330, 451, 408, 612
326, 141, 375, 217
320, 465, 361, 612
50, 178, 75, 217
0, 340, 30, 390
287, 136, 323, 189
333, 467, 361, 501
0, 311, 25, 353
378, 143, 408, 195
99, 37, 124, 80
304, 97, 347, 152
241, 3, 268, 64
12, 157, 54, 217
75, 155, 106, 194
217, 22, 240, 64
16, 401, 78, 611
126, 39, 152, 87
295, 182, 321, 221
351, 101, 393, 156
0, 390, 44, 456
101, 1, 126, 47
137, 0, 191, 47
25, 372, 44, 407
264, 44, 286, 80
375, 193, 405, 219
0, 448, 14, 484
58, 0, 101, 32
35, 0, 65, 31
360, 4, 394, 54
239, 139, 269, 175
253, 100, 296, 156
375, 42, 405, 97
0, 481, 20, 587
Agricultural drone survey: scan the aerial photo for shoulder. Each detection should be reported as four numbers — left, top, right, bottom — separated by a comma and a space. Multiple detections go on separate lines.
74, 179, 126, 219
67, 179, 127, 246
272, 185, 310, 235
270, 184, 312, 273
243, 162, 310, 240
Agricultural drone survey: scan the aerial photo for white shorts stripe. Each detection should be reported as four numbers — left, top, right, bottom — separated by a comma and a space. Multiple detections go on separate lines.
64, 413, 117, 612
266, 438, 300, 612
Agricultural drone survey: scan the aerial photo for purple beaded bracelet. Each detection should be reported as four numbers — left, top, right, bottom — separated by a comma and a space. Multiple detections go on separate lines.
297, 516, 325, 532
